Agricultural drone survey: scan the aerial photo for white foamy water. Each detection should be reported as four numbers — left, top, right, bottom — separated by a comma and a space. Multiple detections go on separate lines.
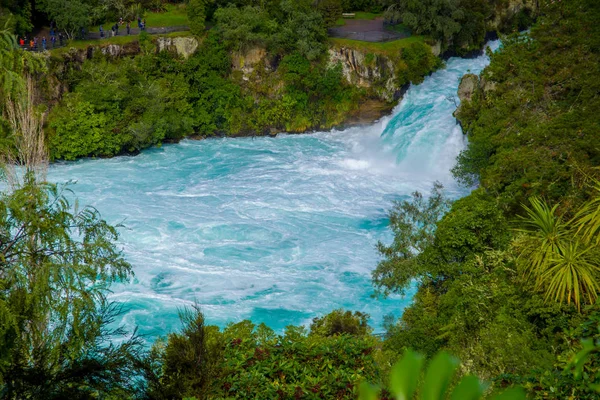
47, 41, 499, 341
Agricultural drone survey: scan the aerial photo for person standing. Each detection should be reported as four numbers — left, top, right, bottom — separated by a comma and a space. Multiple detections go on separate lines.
51, 35, 56, 48
42, 36, 47, 50
33, 37, 38, 50
29, 39, 34, 50
100, 25, 104, 38
19, 37, 24, 47
142, 18, 146, 31
58, 32, 64, 46
115, 23, 119, 36
126, 20, 131, 35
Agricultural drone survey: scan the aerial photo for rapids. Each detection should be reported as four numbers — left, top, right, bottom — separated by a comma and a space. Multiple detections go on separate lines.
48, 40, 500, 340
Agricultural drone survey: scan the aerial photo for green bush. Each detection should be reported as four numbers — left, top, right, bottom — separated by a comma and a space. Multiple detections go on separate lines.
310, 309, 373, 337
187, 0, 206, 35
147, 308, 382, 399
360, 350, 526, 400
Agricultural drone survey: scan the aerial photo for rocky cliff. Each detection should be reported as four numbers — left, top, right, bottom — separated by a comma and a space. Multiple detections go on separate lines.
489, 0, 538, 31
328, 47, 399, 102
454, 71, 498, 129
44, 35, 439, 131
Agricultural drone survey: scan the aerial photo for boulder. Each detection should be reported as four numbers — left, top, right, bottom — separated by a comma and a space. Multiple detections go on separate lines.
457, 73, 479, 103
156, 36, 199, 59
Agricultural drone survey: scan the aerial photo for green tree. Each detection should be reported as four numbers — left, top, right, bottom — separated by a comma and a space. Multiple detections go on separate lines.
371, 182, 450, 297
0, 33, 145, 397
145, 306, 223, 400
316, 0, 343, 27
187, 0, 206, 36
310, 309, 373, 337
36, 0, 93, 39
0, 176, 147, 398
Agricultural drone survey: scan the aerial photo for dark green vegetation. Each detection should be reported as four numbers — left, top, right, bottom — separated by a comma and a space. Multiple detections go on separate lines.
45, 31, 368, 160
359, 350, 526, 400
384, 0, 529, 55
146, 309, 382, 399
373, 0, 600, 399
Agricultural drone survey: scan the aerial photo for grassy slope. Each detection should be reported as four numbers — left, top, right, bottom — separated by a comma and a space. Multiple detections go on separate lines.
88, 4, 189, 33
145, 4, 189, 27
329, 36, 426, 56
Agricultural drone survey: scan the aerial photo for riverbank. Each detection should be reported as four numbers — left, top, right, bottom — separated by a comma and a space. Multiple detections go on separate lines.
41, 32, 440, 160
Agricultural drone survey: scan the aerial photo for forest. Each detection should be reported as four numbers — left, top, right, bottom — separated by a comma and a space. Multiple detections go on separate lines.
1, 0, 599, 399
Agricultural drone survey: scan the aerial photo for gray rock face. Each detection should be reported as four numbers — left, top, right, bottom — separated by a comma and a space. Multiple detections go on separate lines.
231, 47, 268, 80
328, 47, 398, 102
489, 0, 538, 31
457, 73, 480, 103
155, 36, 199, 59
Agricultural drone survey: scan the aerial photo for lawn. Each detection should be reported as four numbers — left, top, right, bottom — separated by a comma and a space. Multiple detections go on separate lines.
145, 4, 189, 27
88, 4, 189, 32
329, 36, 427, 56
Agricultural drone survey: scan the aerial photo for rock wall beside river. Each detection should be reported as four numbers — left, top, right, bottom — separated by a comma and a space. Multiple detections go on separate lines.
327, 47, 399, 103
46, 35, 427, 130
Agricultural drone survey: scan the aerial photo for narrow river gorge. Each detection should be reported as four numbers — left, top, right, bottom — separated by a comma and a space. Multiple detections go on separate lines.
47, 40, 500, 341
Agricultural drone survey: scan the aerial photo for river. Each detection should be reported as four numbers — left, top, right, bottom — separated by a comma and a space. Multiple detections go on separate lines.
47, 40, 500, 340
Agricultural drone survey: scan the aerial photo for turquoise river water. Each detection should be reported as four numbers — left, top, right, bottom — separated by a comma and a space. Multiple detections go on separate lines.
47, 41, 499, 341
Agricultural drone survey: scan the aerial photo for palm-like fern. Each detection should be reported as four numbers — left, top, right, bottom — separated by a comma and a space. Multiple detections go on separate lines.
574, 179, 600, 246
516, 192, 600, 311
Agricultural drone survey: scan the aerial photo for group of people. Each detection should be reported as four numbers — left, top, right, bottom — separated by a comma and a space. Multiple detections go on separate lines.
18, 17, 150, 51
18, 28, 64, 51
99, 17, 146, 38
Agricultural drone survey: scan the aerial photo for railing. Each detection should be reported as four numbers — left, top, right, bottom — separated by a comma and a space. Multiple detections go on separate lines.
20, 25, 191, 52
86, 25, 189, 39
20, 42, 68, 52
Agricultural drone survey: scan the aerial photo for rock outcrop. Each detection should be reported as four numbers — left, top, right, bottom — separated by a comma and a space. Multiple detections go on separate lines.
231, 47, 268, 80
328, 47, 399, 102
59, 36, 199, 64
457, 73, 479, 103
454, 71, 499, 129
489, 0, 538, 31
156, 36, 199, 59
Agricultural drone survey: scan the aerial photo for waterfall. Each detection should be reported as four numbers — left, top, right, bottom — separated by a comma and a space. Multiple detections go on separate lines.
47, 40, 500, 341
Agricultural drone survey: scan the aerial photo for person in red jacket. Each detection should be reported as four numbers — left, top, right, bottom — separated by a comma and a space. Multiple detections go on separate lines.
19, 37, 25, 47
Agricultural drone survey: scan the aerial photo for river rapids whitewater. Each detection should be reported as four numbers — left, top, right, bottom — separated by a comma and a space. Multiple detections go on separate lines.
47, 40, 500, 341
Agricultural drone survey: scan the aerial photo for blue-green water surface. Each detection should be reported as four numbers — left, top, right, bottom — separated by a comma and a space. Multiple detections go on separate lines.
47, 41, 499, 340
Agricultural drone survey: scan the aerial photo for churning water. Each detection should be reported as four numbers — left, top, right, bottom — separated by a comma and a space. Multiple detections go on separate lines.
47, 41, 500, 341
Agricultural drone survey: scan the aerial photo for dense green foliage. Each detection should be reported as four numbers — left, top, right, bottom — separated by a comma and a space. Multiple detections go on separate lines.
310, 309, 373, 337
454, 0, 600, 209
45, 31, 369, 159
146, 308, 382, 399
0, 176, 145, 398
384, 0, 534, 54
375, 1, 600, 399
360, 350, 526, 400
187, 0, 206, 35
